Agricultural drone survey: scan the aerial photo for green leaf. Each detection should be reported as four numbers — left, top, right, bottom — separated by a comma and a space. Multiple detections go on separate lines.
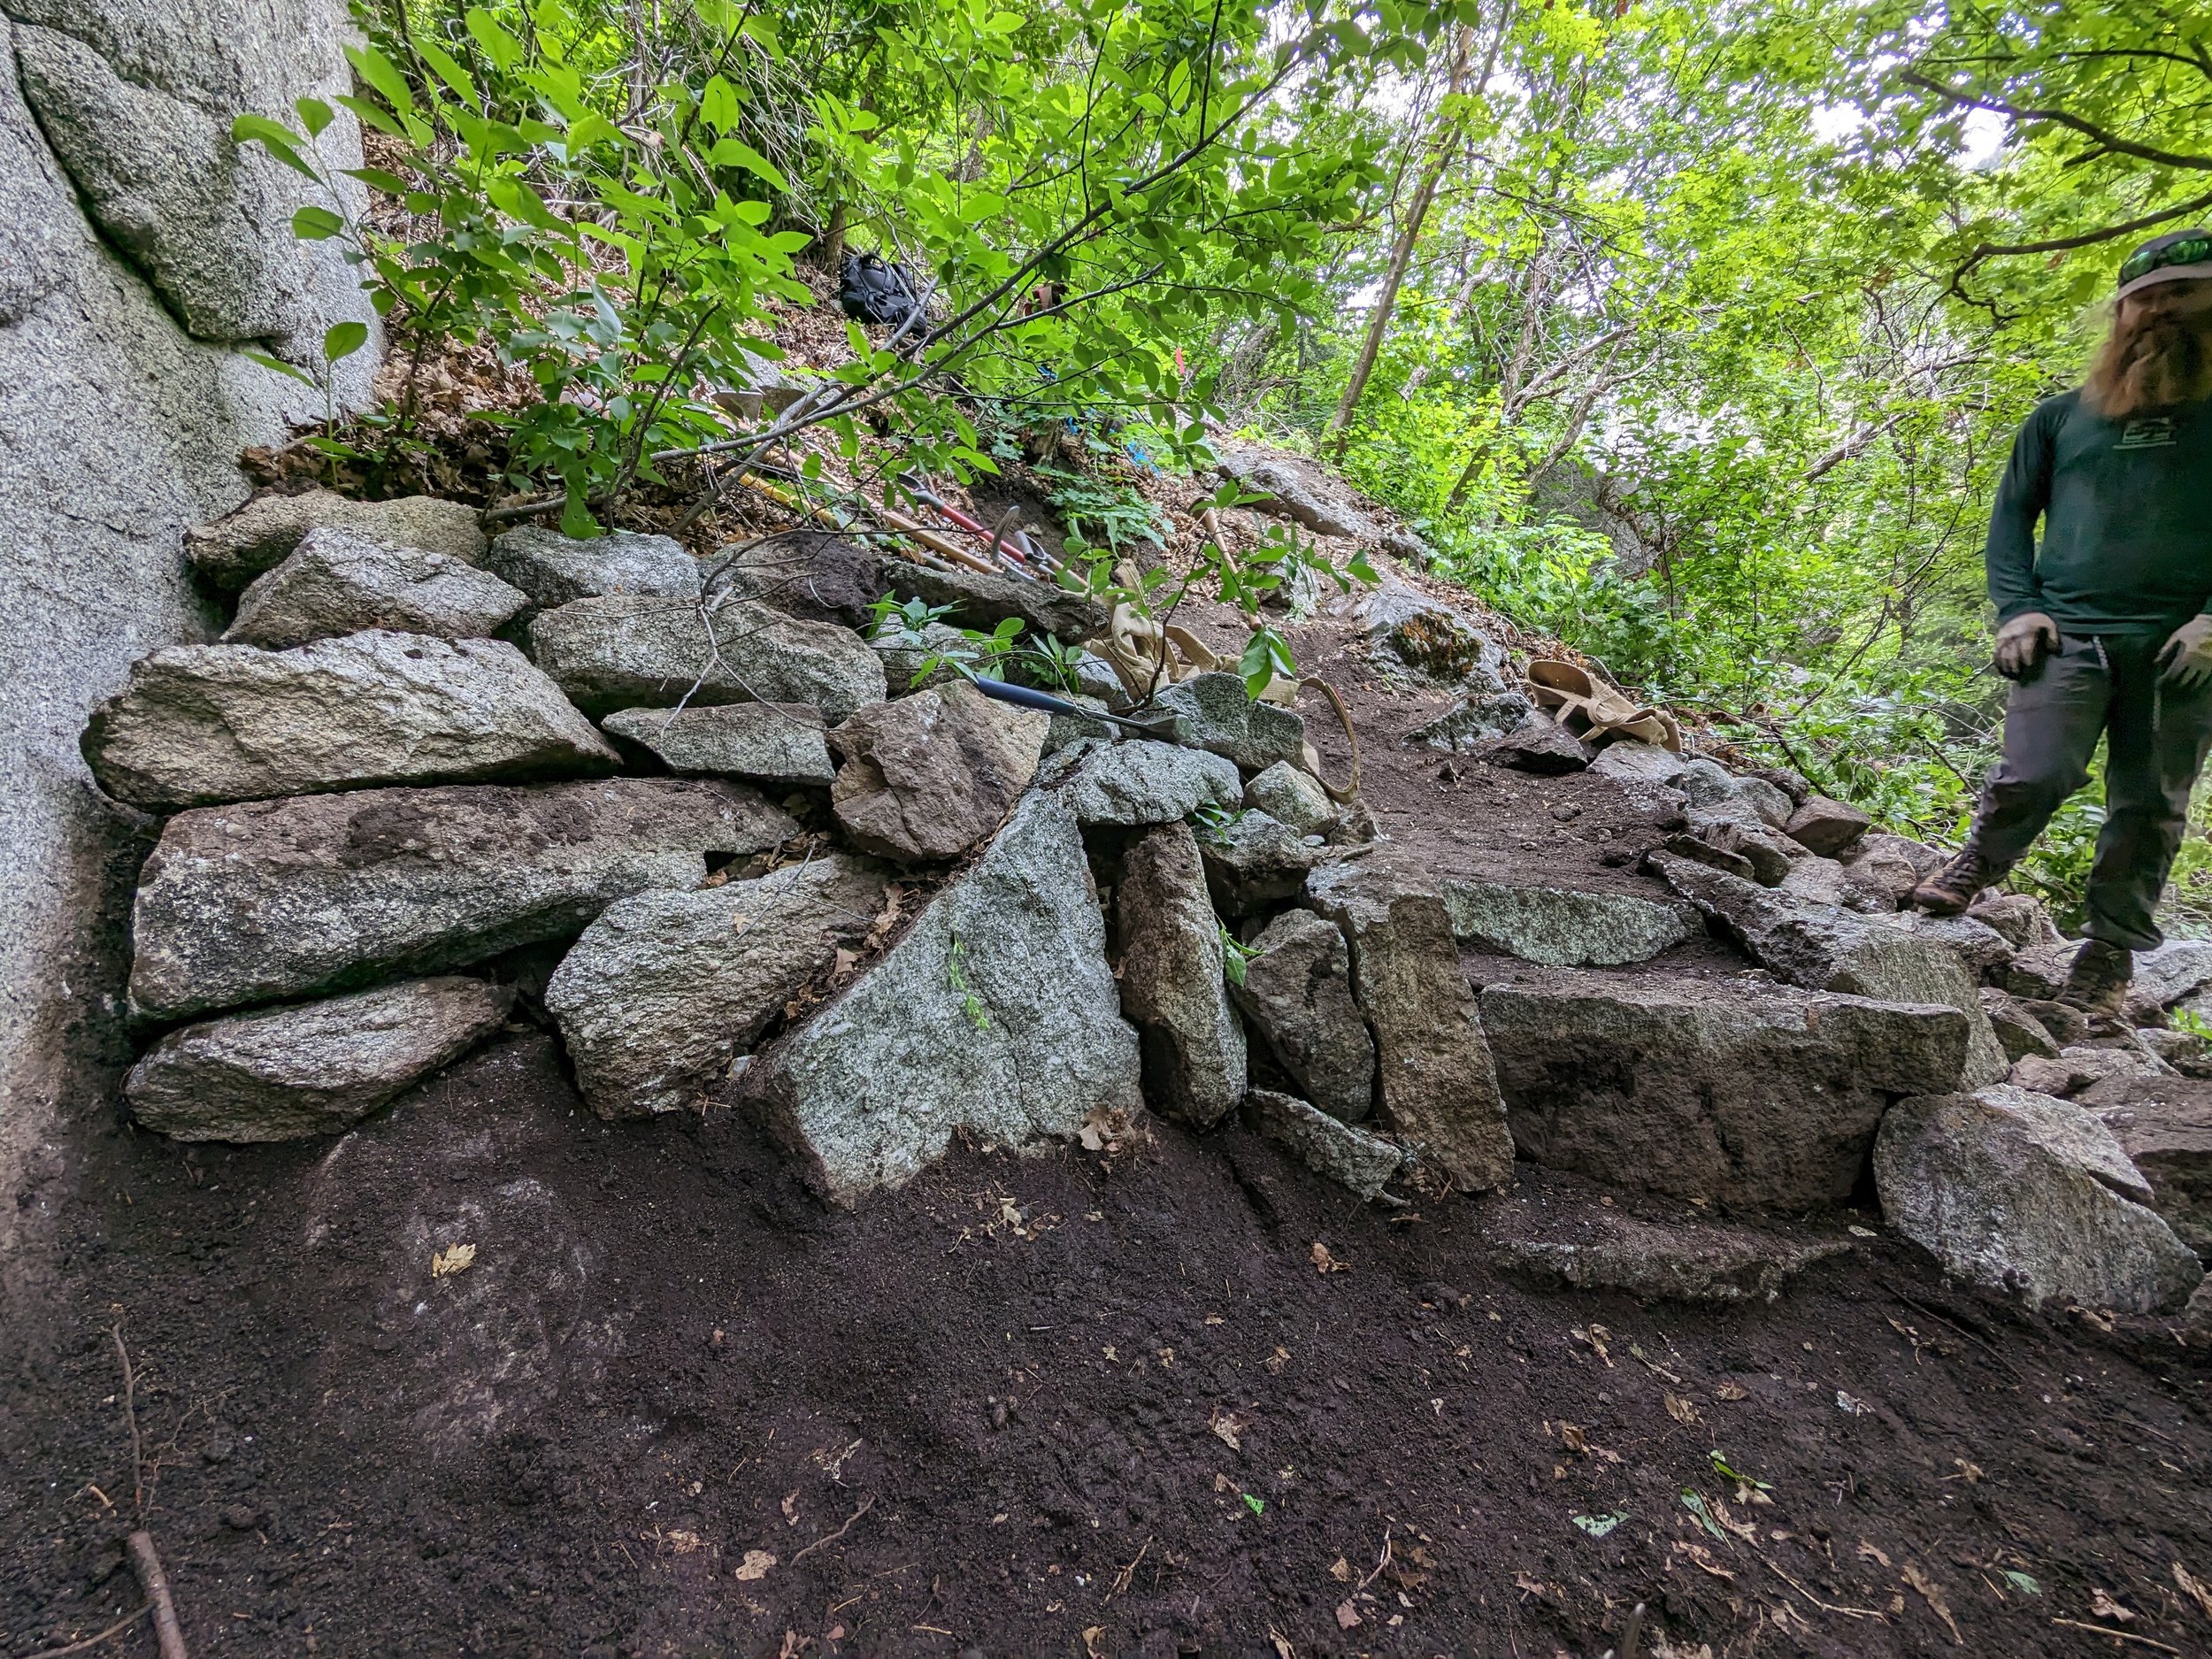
1678, 1490, 1725, 1540
343, 165, 414, 196
1571, 1512, 1629, 1538
343, 43, 416, 118
701, 73, 741, 134
294, 96, 334, 138
333, 93, 408, 140
292, 204, 346, 241
230, 114, 319, 180
464, 7, 521, 70
1238, 628, 1294, 698
707, 138, 789, 191
239, 349, 313, 385
323, 320, 370, 363
416, 38, 478, 102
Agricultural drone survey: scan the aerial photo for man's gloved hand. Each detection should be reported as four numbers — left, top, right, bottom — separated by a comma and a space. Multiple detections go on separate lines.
1993, 611, 2058, 681
2161, 616, 2212, 688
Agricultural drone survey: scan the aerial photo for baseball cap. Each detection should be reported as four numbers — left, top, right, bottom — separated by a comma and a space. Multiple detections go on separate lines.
2117, 228, 2212, 300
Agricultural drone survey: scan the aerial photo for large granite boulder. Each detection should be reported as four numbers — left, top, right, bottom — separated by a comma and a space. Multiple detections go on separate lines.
1655, 853, 2009, 1087
1305, 854, 1514, 1191
831, 681, 1048, 862
547, 855, 887, 1119
1876, 1086, 2201, 1312
1198, 810, 1327, 917
1346, 576, 1507, 689
10, 2, 374, 366
1441, 877, 1694, 968
528, 594, 885, 720
1228, 908, 1375, 1122
1115, 821, 1246, 1126
602, 702, 835, 785
1246, 1088, 1403, 1202
1483, 969, 1971, 1211
222, 527, 527, 649
885, 560, 1109, 645
2078, 1073, 2212, 1258
1051, 741, 1243, 827
125, 977, 513, 1142
1156, 673, 1305, 772
484, 526, 700, 620
1783, 795, 1872, 856
746, 791, 1144, 1204
129, 778, 799, 1018
715, 532, 887, 630
1243, 760, 1336, 836
187, 488, 484, 593
1836, 830, 1943, 910
2135, 941, 2212, 1010
1217, 445, 1378, 540
82, 631, 618, 810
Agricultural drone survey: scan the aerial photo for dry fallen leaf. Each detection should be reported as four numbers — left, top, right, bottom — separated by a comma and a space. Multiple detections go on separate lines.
734, 1548, 776, 1582
781, 1491, 800, 1525
1678, 1541, 1735, 1580
1210, 1408, 1248, 1451
2176, 1561, 2212, 1619
1859, 1541, 1893, 1569
1266, 1346, 1290, 1374
1714, 1382, 1749, 1402
1082, 1625, 1108, 1659
1329, 1556, 1353, 1583
2090, 1587, 2136, 1623
1664, 1391, 1701, 1426
1559, 1423, 1590, 1454
664, 1529, 703, 1554
1310, 1242, 1348, 1273
1334, 1601, 1360, 1630
1270, 1632, 1294, 1659
1952, 1457, 1982, 1483
430, 1243, 476, 1277
1902, 1563, 1962, 1645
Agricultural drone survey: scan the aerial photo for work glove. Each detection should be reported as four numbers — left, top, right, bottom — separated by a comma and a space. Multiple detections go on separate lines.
1993, 611, 2058, 681
2160, 614, 2212, 689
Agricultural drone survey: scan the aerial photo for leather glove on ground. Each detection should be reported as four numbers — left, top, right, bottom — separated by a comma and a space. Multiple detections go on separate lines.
1993, 611, 2058, 681
2161, 615, 2212, 689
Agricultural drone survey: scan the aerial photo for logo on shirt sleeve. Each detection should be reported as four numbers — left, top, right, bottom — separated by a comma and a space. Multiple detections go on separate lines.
2115, 417, 2177, 449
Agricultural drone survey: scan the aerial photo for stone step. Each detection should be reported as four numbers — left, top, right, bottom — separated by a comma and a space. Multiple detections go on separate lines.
1481, 966, 1972, 1211
1440, 875, 1697, 967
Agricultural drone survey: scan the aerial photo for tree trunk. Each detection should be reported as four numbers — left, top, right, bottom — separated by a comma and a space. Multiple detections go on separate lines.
1324, 20, 1490, 461
820, 201, 848, 273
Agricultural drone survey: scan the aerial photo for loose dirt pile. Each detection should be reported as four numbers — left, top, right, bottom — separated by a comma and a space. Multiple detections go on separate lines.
5, 1033, 2211, 1657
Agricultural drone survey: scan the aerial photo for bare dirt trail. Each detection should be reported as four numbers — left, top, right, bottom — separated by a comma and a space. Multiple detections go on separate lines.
6, 1026, 2212, 1657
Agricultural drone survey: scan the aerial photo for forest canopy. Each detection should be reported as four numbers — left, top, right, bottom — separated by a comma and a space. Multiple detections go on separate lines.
249, 0, 2211, 927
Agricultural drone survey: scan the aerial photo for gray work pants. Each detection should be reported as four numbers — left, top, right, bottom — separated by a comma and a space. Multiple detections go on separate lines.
1969, 633, 2212, 951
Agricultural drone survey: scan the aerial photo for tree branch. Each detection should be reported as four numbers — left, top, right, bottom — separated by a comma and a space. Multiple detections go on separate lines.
1899, 70, 2212, 173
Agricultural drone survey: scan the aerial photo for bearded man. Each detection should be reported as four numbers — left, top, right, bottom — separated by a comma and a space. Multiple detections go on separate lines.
1913, 229, 2212, 1021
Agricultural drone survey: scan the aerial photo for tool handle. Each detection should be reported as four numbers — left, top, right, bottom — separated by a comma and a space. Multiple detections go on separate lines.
968, 677, 1087, 720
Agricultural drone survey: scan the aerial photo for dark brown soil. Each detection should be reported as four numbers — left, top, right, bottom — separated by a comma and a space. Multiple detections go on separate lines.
6, 1028, 2212, 1659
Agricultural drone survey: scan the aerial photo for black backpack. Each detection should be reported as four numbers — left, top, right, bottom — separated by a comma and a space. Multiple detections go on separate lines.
839, 252, 921, 327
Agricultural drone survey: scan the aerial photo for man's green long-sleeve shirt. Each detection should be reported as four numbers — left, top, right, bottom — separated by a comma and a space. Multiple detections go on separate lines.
1984, 388, 2212, 638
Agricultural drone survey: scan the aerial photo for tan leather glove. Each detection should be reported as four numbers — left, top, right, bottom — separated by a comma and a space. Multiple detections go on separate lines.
2160, 614, 2212, 688
1993, 611, 2058, 680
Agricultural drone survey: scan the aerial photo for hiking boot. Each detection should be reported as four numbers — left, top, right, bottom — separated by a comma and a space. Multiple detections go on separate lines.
2057, 940, 2133, 1024
1910, 848, 2004, 916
